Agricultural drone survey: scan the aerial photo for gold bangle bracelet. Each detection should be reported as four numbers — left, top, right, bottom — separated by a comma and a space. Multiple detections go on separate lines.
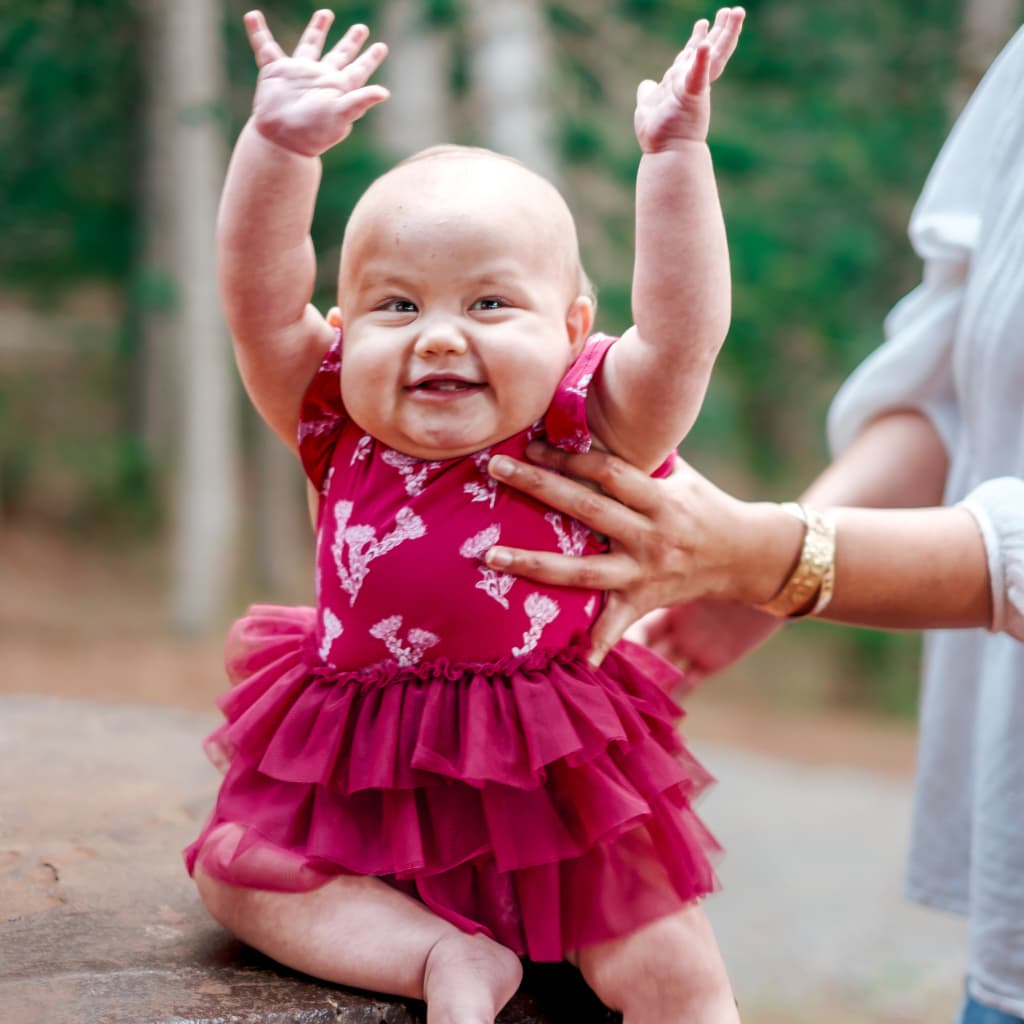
810, 527, 836, 617
756, 503, 836, 618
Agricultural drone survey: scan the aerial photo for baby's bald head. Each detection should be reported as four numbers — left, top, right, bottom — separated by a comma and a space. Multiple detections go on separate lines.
339, 145, 593, 305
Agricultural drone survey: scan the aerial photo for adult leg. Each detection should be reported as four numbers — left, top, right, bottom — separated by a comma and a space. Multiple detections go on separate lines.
576, 903, 738, 1024
194, 867, 522, 1024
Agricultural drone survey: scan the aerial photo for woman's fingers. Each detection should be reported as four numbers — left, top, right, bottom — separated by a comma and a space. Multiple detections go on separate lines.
485, 545, 637, 591
487, 455, 644, 539
489, 446, 664, 522
587, 596, 644, 667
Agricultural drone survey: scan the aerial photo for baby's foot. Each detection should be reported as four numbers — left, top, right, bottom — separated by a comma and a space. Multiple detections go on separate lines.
423, 931, 523, 1024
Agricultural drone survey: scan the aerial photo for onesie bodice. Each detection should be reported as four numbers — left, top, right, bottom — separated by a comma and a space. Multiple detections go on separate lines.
299, 332, 661, 672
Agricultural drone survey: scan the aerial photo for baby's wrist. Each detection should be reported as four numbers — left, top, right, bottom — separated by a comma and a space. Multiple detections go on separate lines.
247, 117, 325, 161
638, 137, 709, 157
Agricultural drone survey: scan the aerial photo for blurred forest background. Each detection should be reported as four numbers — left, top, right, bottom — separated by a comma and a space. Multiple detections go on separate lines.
2, 0, 1020, 719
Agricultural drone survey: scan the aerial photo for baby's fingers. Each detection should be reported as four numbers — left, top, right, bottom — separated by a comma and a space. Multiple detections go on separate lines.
636, 78, 658, 107
705, 6, 745, 80
335, 40, 389, 93
291, 8, 335, 61
674, 43, 711, 99
334, 84, 391, 126
324, 22, 373, 70
244, 10, 287, 68
677, 17, 710, 64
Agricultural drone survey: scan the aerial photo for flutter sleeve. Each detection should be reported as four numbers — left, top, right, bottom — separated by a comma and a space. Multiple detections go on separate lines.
545, 333, 676, 478
827, 30, 1024, 457
296, 329, 347, 492
959, 478, 1024, 641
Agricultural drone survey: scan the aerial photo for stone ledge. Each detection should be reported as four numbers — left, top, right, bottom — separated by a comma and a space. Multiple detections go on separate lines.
0, 697, 617, 1024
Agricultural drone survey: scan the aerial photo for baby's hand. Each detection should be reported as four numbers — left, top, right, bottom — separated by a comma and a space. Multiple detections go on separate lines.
244, 9, 389, 158
634, 6, 744, 152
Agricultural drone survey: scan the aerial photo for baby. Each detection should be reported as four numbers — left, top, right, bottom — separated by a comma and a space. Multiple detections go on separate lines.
186, 8, 745, 1023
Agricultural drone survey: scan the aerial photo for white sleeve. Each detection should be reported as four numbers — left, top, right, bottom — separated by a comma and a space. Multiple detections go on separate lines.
827, 28, 1024, 458
959, 478, 1024, 641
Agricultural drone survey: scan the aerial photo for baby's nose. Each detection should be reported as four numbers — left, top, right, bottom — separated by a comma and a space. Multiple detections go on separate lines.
414, 320, 469, 356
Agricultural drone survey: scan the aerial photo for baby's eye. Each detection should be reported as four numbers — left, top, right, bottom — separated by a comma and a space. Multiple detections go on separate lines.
380, 298, 418, 313
471, 297, 507, 311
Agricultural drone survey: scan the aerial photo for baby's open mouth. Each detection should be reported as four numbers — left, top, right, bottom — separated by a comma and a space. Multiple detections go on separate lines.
410, 378, 484, 392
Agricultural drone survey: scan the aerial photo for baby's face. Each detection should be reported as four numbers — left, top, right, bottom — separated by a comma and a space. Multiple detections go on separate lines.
335, 155, 593, 460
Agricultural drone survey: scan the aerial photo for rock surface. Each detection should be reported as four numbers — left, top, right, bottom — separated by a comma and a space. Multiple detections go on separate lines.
0, 697, 616, 1024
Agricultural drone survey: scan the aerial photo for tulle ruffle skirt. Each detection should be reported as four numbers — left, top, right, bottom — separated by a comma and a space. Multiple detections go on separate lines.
185, 604, 719, 961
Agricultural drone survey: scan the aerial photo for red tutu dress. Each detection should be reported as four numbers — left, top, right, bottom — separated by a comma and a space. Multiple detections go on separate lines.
185, 332, 720, 961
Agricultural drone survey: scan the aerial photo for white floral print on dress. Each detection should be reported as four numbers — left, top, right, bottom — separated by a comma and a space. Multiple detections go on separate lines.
512, 593, 561, 657
463, 449, 498, 508
565, 372, 592, 400
460, 524, 516, 609
369, 615, 440, 667
318, 608, 343, 661
545, 511, 590, 557
350, 434, 372, 465
562, 429, 592, 453
298, 413, 342, 446
382, 448, 444, 496
331, 501, 427, 606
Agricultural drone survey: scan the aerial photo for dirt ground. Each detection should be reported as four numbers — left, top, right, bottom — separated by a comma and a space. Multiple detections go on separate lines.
2, 522, 920, 775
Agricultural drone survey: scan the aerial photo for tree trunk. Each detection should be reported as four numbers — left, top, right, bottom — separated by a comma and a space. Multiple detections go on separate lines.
951, 0, 1020, 114
377, 0, 452, 158
148, 0, 240, 633
464, 0, 560, 182
138, 4, 178, 460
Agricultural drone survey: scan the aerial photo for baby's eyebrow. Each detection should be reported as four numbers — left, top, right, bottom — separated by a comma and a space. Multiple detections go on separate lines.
464, 269, 533, 292
349, 268, 417, 291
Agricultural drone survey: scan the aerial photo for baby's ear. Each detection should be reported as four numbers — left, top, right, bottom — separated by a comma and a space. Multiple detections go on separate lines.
566, 295, 595, 356
327, 306, 343, 330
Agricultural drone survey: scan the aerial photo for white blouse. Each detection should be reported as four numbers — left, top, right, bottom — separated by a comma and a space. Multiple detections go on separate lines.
826, 28, 1024, 1016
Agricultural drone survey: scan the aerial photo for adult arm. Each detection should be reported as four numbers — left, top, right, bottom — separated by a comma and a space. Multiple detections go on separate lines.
485, 410, 1014, 663
490, 25, 1024, 667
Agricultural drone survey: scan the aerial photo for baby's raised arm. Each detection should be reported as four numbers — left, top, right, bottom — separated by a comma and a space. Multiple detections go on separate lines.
219, 10, 388, 448
589, 8, 744, 471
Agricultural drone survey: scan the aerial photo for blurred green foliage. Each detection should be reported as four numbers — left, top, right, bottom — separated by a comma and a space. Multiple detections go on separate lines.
0, 1, 143, 298
549, 0, 962, 482
0, 0, 985, 713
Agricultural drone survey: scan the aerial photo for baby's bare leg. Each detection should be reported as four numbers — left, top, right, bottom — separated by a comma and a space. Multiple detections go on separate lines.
577, 903, 738, 1023
194, 868, 522, 1024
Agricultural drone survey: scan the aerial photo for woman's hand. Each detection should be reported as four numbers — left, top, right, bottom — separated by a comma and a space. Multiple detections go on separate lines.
631, 603, 783, 687
486, 443, 798, 666
244, 9, 389, 157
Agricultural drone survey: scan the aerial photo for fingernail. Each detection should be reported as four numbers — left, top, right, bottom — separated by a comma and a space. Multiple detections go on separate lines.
524, 441, 546, 459
486, 547, 512, 569
489, 455, 514, 479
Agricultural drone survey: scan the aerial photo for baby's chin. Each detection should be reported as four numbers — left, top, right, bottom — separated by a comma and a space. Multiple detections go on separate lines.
368, 421, 542, 463
382, 434, 514, 462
